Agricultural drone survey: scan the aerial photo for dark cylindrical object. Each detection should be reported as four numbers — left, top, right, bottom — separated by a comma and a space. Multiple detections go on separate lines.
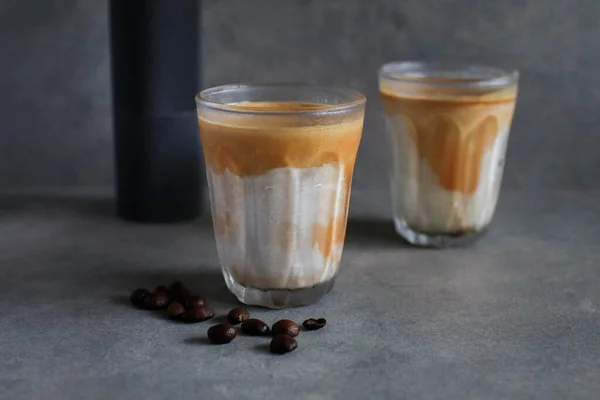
109, 0, 202, 222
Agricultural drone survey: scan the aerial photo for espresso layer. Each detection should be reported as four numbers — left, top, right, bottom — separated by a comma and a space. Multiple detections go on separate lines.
198, 101, 364, 179
380, 86, 517, 195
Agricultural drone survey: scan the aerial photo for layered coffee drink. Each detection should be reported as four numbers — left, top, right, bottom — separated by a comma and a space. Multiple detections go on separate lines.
196, 84, 365, 308
379, 62, 518, 246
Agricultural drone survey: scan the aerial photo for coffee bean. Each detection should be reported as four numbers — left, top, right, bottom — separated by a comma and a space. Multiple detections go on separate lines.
130, 288, 150, 307
168, 281, 186, 293
302, 318, 327, 331
241, 318, 270, 336
167, 302, 185, 319
272, 319, 299, 337
227, 308, 250, 325
168, 281, 190, 304
154, 285, 168, 293
270, 334, 298, 354
185, 295, 205, 308
144, 292, 169, 310
207, 323, 237, 344
171, 292, 190, 305
182, 304, 215, 323
168, 281, 187, 294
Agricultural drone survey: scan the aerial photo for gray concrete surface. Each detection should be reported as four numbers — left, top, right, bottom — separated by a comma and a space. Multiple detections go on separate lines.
0, 189, 599, 399
1, 0, 600, 189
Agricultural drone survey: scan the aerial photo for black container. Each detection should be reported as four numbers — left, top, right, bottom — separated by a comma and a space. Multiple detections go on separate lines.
109, 0, 202, 222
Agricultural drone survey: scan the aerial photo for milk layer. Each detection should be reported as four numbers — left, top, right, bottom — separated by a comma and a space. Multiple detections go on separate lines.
207, 163, 350, 290
386, 114, 510, 234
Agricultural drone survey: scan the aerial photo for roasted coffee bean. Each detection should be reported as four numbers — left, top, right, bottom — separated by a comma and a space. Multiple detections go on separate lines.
171, 291, 190, 305
270, 334, 298, 355
167, 302, 185, 319
241, 318, 270, 336
167, 281, 187, 296
168, 281, 186, 293
272, 319, 299, 337
227, 307, 250, 325
144, 292, 169, 310
207, 323, 237, 344
302, 318, 327, 331
154, 285, 168, 293
182, 304, 215, 322
168, 282, 190, 304
185, 295, 205, 308
130, 288, 151, 307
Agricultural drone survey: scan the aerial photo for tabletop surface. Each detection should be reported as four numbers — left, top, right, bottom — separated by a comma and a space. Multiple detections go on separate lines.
0, 189, 599, 400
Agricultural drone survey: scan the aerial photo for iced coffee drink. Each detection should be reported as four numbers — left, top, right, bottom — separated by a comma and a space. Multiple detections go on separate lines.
196, 84, 365, 308
379, 62, 518, 246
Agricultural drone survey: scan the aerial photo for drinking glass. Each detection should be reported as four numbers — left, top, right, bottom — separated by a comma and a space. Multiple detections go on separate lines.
196, 83, 366, 308
379, 62, 519, 247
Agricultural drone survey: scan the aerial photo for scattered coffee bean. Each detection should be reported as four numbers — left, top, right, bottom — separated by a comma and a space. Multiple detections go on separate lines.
167, 302, 185, 319
241, 318, 270, 336
185, 295, 205, 308
168, 281, 190, 304
143, 291, 169, 310
207, 323, 237, 344
272, 319, 299, 337
227, 308, 250, 325
168, 280, 187, 293
168, 281, 186, 293
270, 334, 298, 355
302, 318, 327, 331
130, 288, 151, 307
182, 304, 215, 322
154, 285, 168, 294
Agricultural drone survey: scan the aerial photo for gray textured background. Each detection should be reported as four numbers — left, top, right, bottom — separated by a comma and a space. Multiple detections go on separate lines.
1, 0, 599, 190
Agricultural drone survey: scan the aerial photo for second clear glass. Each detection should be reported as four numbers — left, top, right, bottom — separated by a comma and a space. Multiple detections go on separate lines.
379, 62, 519, 247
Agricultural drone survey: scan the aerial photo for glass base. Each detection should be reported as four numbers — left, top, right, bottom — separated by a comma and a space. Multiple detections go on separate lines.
222, 270, 335, 309
393, 218, 487, 248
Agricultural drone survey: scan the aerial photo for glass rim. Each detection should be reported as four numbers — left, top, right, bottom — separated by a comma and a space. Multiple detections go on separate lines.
195, 82, 366, 116
379, 61, 519, 89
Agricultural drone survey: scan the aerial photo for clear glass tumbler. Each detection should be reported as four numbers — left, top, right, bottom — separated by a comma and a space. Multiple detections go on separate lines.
379, 62, 519, 247
196, 84, 366, 308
